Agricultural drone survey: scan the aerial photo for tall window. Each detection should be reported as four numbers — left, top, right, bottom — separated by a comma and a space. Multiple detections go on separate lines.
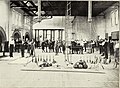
15, 11, 18, 26
25, 16, 27, 24
115, 9, 118, 25
111, 11, 114, 27
12, 9, 23, 28
17, 13, 19, 26
19, 14, 22, 27
12, 10, 15, 25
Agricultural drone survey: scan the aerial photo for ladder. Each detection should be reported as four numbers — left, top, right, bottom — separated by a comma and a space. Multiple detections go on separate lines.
65, 1, 72, 63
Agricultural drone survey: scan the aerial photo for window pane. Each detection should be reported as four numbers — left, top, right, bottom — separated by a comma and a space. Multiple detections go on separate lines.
115, 9, 118, 25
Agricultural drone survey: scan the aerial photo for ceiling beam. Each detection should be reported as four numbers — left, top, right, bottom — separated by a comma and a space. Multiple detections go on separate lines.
20, 1, 37, 16
10, 1, 34, 16
11, 5, 37, 9
29, 1, 38, 11
10, 2, 14, 6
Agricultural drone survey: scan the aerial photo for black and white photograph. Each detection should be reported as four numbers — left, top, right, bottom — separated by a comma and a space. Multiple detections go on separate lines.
0, 0, 119, 88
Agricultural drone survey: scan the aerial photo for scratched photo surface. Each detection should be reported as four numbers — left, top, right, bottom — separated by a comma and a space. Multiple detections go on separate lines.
0, 0, 119, 88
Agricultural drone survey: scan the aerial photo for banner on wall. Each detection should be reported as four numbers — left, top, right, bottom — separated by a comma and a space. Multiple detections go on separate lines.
111, 31, 119, 40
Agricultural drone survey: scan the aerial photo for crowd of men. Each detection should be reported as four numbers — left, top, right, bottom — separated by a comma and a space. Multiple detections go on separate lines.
97, 38, 119, 67
0, 36, 119, 68
35, 39, 66, 55
65, 38, 119, 67
35, 37, 119, 69
8, 37, 119, 60
9, 38, 35, 58
5, 38, 66, 57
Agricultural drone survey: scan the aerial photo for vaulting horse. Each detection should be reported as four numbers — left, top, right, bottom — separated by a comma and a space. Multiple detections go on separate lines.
68, 41, 83, 54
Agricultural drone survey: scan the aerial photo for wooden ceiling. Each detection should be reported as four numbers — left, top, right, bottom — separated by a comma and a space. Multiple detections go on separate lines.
10, 0, 118, 16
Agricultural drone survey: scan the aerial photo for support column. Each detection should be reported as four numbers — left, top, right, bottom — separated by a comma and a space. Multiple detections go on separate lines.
8, 0, 10, 41
60, 30, 61, 40
30, 16, 33, 40
21, 14, 25, 40
43, 30, 44, 41
53, 30, 55, 40
38, 30, 39, 41
104, 15, 107, 39
58, 30, 60, 40
50, 30, 52, 40
35, 30, 37, 41
46, 30, 47, 39
61, 30, 63, 40
88, 1, 92, 40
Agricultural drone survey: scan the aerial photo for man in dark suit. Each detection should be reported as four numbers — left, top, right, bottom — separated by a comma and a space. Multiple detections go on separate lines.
9, 39, 14, 57
103, 38, 108, 64
21, 41, 25, 57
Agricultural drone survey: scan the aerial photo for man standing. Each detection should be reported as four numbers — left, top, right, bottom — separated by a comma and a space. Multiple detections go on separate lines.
91, 40, 95, 53
41, 41, 45, 52
103, 38, 108, 64
55, 41, 59, 55
21, 41, 25, 57
30, 39, 35, 57
80, 40, 84, 54
52, 40, 55, 52
62, 40, 66, 54
109, 40, 114, 56
114, 41, 119, 68
84, 40, 87, 52
9, 39, 14, 57
2, 42, 5, 56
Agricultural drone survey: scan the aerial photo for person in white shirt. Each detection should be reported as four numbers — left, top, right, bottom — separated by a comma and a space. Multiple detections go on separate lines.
114, 41, 119, 68
80, 40, 84, 47
80, 40, 84, 54
2, 42, 5, 56
101, 39, 105, 56
83, 40, 87, 52
9, 39, 14, 57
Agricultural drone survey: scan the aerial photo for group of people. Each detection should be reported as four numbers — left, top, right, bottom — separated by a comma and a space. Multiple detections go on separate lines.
5, 38, 66, 58
35, 39, 100, 55
3, 36, 118, 68
68, 40, 96, 54
41, 39, 55, 53
67, 38, 119, 67
68, 40, 84, 54
97, 38, 119, 67
9, 38, 35, 58
40, 39, 66, 55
